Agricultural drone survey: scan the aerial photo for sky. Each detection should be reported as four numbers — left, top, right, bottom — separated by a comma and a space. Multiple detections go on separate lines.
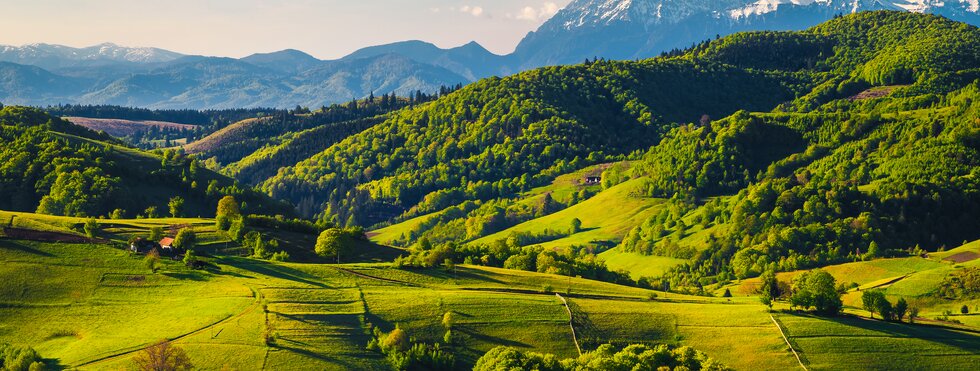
0, 0, 572, 59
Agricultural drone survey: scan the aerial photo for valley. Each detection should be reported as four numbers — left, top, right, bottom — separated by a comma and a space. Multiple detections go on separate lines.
1, 8, 980, 371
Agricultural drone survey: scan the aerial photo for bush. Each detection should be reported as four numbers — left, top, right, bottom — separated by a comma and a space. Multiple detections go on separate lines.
83, 218, 99, 238
148, 226, 164, 242
383, 328, 409, 352
0, 343, 44, 371
173, 228, 196, 250
144, 249, 161, 273
270, 251, 290, 262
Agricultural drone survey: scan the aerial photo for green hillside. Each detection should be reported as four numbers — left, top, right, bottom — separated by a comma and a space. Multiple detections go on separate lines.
4, 10, 980, 371
359, 11, 980, 293
0, 106, 291, 218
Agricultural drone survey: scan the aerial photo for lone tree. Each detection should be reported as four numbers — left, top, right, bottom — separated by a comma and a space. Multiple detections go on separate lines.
570, 218, 583, 234
133, 340, 193, 371
149, 226, 164, 242
215, 196, 240, 230
894, 298, 909, 322
789, 269, 842, 315
315, 228, 349, 263
758, 269, 782, 309
862, 289, 888, 319
84, 218, 99, 239
168, 197, 184, 218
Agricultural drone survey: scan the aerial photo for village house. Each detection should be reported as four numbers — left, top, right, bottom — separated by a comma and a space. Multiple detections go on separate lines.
159, 237, 175, 250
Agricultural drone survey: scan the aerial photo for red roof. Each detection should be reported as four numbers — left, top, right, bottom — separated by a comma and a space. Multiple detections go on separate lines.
159, 237, 175, 246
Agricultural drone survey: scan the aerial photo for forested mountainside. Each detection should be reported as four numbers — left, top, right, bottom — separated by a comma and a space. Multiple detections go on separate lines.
257, 12, 975, 229
184, 91, 446, 167
346, 12, 980, 292
261, 56, 801, 223
0, 106, 291, 218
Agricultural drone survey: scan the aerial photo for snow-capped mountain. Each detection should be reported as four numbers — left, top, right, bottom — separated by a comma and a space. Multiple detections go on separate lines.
0, 42, 184, 70
513, 0, 980, 68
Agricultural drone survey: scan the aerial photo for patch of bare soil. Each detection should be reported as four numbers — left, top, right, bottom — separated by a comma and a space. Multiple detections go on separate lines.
945, 251, 980, 263
65, 117, 197, 137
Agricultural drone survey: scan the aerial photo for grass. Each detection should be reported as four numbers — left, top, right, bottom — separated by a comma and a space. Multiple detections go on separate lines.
368, 162, 615, 247
776, 312, 980, 370
368, 211, 440, 245
2, 223, 978, 369
469, 177, 663, 248
598, 249, 687, 279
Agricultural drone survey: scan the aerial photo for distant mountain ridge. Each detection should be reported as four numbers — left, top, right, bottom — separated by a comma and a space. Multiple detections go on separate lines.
512, 0, 980, 67
0, 42, 183, 69
3, 1, 980, 109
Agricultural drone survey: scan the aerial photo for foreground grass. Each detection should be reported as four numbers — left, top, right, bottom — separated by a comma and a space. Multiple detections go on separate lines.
2, 234, 976, 370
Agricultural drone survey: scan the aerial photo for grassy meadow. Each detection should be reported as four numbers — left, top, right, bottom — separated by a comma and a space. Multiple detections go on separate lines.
2, 211, 979, 369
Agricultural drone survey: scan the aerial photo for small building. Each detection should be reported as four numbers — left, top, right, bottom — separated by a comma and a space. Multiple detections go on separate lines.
159, 237, 175, 250
585, 176, 601, 185
130, 238, 158, 254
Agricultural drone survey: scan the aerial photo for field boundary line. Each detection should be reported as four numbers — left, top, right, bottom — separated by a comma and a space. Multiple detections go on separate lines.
556, 293, 582, 356
770, 313, 807, 371
332, 266, 421, 287
73, 284, 262, 368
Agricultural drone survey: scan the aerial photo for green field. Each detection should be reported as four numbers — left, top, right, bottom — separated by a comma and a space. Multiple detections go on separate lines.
469, 177, 663, 248
598, 249, 687, 279
4, 233, 977, 370
775, 312, 979, 370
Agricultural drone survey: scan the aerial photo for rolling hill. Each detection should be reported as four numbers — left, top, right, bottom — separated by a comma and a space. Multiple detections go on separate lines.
0, 106, 291, 218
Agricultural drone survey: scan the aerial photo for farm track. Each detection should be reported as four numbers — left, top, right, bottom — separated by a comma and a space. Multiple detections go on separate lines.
771, 314, 809, 370
556, 293, 583, 356
71, 284, 262, 369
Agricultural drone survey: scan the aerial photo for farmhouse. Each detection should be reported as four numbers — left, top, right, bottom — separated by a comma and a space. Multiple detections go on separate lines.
159, 237, 175, 250
129, 238, 158, 254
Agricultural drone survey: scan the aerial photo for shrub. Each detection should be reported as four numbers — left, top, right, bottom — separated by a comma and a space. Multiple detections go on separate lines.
383, 327, 409, 352
270, 251, 290, 262
83, 218, 99, 238
0, 343, 44, 371
148, 226, 164, 242
144, 249, 161, 273
173, 228, 196, 250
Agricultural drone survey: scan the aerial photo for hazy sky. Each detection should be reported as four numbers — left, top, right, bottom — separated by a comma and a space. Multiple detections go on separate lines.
0, 0, 572, 59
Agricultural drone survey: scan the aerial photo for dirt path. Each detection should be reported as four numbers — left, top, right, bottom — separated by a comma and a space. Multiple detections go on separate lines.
555, 293, 583, 356
770, 314, 808, 370
72, 285, 262, 369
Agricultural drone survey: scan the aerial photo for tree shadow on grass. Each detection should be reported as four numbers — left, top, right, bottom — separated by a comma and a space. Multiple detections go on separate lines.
274, 344, 378, 369
788, 312, 980, 353
455, 327, 531, 348
0, 240, 54, 257
218, 257, 330, 288
161, 271, 207, 281
42, 358, 67, 371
